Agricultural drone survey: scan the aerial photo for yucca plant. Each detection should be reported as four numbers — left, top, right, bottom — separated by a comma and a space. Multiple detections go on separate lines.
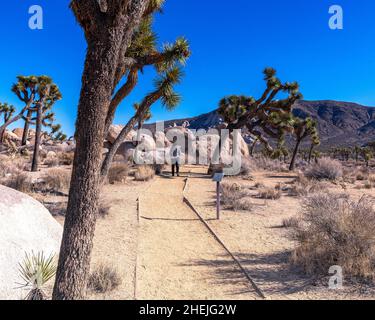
18, 251, 57, 300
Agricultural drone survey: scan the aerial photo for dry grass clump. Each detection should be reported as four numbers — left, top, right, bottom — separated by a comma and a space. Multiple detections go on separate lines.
253, 182, 266, 189
44, 201, 67, 217
43, 169, 71, 192
3, 171, 33, 193
282, 217, 300, 228
356, 171, 368, 181
305, 158, 343, 181
0, 155, 28, 178
221, 182, 252, 211
44, 158, 60, 168
290, 193, 375, 281
239, 158, 254, 180
288, 174, 327, 197
98, 201, 111, 218
88, 265, 122, 293
252, 156, 288, 172
108, 163, 129, 184
257, 187, 281, 200
134, 165, 155, 181
44, 155, 59, 167
57, 152, 74, 166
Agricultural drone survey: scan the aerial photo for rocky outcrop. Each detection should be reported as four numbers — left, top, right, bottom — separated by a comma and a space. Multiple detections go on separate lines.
106, 125, 137, 145
0, 185, 62, 300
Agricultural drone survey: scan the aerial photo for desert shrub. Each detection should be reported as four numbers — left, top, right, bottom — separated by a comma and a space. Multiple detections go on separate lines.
98, 201, 111, 218
44, 201, 67, 217
290, 193, 375, 280
44, 156, 60, 168
369, 175, 375, 184
239, 158, 254, 179
356, 172, 368, 181
108, 163, 129, 184
3, 171, 33, 193
253, 182, 266, 189
221, 182, 252, 211
153, 164, 165, 175
134, 165, 155, 181
0, 155, 28, 178
257, 187, 281, 200
305, 158, 343, 181
282, 217, 300, 228
43, 169, 71, 192
288, 174, 327, 197
58, 152, 74, 166
88, 265, 122, 293
252, 156, 288, 172
364, 181, 373, 189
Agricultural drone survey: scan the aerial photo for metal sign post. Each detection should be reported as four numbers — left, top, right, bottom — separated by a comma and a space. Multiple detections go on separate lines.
212, 172, 225, 220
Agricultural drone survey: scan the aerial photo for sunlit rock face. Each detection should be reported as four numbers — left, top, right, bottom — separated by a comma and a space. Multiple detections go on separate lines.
0, 185, 62, 300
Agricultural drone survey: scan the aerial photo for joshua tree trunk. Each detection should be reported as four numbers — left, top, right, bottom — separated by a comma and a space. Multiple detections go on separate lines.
249, 139, 258, 156
289, 139, 301, 171
101, 115, 139, 178
31, 105, 42, 172
53, 0, 150, 300
22, 110, 32, 146
308, 144, 314, 164
101, 100, 155, 178
52, 41, 122, 299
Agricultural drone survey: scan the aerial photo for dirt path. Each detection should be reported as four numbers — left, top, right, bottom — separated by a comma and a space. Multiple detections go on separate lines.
88, 182, 151, 300
136, 169, 260, 300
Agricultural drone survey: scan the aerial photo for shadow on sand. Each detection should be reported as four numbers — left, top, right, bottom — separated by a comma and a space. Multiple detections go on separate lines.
179, 251, 316, 297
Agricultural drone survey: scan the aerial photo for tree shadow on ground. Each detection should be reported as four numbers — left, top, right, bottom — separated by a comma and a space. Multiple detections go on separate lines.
180, 251, 317, 297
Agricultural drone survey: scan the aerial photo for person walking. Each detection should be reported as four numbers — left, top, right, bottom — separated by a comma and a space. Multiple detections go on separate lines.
170, 144, 182, 177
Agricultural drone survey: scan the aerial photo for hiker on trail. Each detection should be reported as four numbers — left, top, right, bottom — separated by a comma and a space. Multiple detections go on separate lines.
170, 143, 182, 177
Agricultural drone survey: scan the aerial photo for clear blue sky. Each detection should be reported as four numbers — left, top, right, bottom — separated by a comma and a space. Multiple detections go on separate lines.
1, 0, 374, 136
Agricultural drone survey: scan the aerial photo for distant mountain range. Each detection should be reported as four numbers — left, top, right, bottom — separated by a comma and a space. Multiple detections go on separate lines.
146, 100, 375, 149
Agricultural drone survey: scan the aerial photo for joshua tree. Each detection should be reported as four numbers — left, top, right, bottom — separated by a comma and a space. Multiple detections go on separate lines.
103, 18, 190, 136
218, 68, 302, 154
308, 132, 321, 164
101, 66, 183, 178
354, 146, 361, 163
0, 103, 16, 125
289, 117, 319, 171
0, 76, 40, 142
361, 147, 373, 167
53, 0, 171, 300
27, 77, 62, 172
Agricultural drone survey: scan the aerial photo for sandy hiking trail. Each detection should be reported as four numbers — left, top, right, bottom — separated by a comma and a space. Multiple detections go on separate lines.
135, 168, 260, 300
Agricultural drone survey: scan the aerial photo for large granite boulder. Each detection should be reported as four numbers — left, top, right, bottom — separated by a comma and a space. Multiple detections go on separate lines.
0, 185, 62, 300
106, 125, 137, 144
12, 128, 24, 139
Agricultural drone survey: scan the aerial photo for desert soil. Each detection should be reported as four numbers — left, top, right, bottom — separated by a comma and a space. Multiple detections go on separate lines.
52, 165, 375, 300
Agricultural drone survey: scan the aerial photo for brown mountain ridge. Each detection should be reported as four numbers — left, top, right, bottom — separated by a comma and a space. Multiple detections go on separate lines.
146, 100, 375, 149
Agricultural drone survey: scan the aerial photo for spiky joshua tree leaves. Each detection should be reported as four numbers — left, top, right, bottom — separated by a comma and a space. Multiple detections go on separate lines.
218, 68, 303, 154
53, 0, 172, 300
100, 66, 183, 177
0, 102, 16, 125
18, 252, 57, 300
0, 76, 39, 142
